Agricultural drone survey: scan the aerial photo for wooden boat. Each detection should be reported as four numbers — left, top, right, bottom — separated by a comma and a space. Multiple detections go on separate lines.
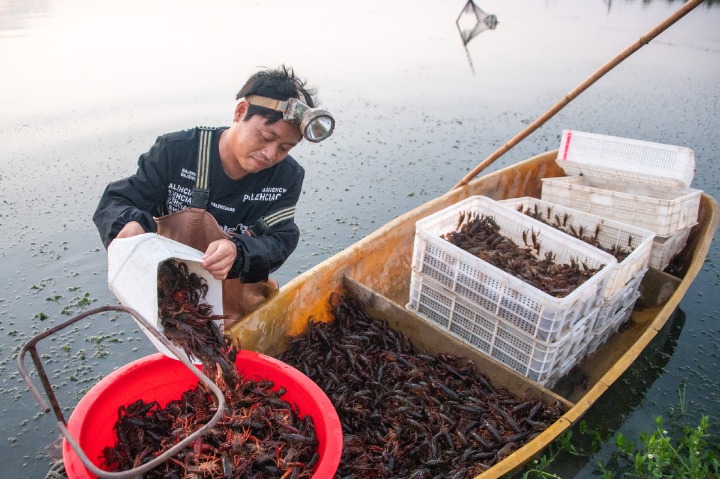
226, 150, 719, 478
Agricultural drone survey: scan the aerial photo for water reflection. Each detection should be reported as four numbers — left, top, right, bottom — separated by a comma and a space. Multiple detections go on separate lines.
456, 0, 498, 72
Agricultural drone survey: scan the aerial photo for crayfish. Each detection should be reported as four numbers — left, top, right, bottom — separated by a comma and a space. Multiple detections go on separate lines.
157, 259, 237, 388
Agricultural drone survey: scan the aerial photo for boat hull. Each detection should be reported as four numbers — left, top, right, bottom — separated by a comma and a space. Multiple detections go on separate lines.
227, 150, 719, 478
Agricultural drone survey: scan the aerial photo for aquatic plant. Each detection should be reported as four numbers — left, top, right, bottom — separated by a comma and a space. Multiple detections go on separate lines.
512, 385, 720, 478
598, 415, 719, 479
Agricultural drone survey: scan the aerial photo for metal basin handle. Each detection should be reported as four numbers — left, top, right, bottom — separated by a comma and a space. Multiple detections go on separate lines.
17, 305, 227, 479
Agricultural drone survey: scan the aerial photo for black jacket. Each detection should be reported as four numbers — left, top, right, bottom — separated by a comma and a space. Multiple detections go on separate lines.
93, 127, 304, 282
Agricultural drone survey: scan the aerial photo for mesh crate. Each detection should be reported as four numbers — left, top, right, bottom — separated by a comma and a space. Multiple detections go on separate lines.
557, 130, 695, 188
585, 295, 637, 356
545, 349, 586, 387
648, 226, 692, 271
500, 197, 654, 299
406, 272, 597, 385
411, 195, 616, 342
541, 176, 701, 236
592, 272, 644, 332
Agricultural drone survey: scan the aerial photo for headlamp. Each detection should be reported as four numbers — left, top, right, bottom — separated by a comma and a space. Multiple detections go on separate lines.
245, 95, 335, 143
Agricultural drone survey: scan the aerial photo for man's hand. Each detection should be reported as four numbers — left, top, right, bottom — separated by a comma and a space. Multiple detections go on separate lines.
115, 221, 145, 239
202, 239, 237, 280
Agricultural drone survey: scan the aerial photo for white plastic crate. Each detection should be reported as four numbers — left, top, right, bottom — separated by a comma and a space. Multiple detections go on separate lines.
541, 176, 701, 236
547, 285, 642, 386
500, 197, 654, 300
557, 130, 695, 188
592, 273, 644, 333
585, 297, 637, 356
649, 226, 692, 271
545, 349, 586, 387
406, 272, 597, 385
411, 195, 616, 342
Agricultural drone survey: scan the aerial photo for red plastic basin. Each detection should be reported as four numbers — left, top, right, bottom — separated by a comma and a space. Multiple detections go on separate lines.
63, 350, 342, 479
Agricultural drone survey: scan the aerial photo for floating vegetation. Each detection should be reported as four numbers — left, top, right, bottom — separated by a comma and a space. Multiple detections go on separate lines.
60, 292, 97, 315
30, 278, 54, 291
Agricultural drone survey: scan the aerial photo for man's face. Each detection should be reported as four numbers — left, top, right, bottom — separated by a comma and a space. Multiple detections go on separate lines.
223, 101, 302, 178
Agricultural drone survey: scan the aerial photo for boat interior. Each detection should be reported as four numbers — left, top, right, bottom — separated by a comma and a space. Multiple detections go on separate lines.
226, 150, 719, 476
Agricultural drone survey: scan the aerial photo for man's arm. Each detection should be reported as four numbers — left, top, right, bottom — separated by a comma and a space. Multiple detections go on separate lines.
93, 136, 171, 248
228, 218, 300, 282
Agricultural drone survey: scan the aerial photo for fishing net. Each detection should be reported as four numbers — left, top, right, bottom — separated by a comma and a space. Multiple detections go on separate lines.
456, 0, 498, 45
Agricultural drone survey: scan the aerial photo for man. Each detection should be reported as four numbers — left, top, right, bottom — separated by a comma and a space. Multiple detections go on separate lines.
93, 65, 334, 319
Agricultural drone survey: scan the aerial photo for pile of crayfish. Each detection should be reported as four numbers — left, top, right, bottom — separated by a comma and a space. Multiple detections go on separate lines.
515, 203, 633, 262
278, 293, 565, 479
101, 377, 319, 478
442, 211, 603, 297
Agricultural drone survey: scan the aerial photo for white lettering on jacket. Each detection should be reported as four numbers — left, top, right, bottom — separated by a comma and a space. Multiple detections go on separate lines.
261, 187, 287, 194
243, 193, 281, 202
180, 168, 196, 181
167, 183, 192, 213
211, 202, 235, 212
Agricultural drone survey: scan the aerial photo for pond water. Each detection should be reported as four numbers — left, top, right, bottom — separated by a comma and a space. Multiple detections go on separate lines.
1, 0, 718, 477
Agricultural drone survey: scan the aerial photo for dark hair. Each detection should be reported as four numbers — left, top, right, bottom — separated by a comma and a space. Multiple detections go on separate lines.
236, 65, 318, 125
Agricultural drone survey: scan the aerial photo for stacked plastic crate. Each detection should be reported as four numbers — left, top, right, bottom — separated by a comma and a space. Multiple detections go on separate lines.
542, 130, 701, 271
499, 197, 655, 372
406, 195, 618, 385
538, 130, 701, 365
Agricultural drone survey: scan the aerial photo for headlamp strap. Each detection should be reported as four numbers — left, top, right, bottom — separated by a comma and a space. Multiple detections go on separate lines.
245, 95, 288, 113
191, 127, 214, 209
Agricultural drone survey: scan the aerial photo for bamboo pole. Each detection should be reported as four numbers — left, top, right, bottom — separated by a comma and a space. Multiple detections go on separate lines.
452, 0, 704, 191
